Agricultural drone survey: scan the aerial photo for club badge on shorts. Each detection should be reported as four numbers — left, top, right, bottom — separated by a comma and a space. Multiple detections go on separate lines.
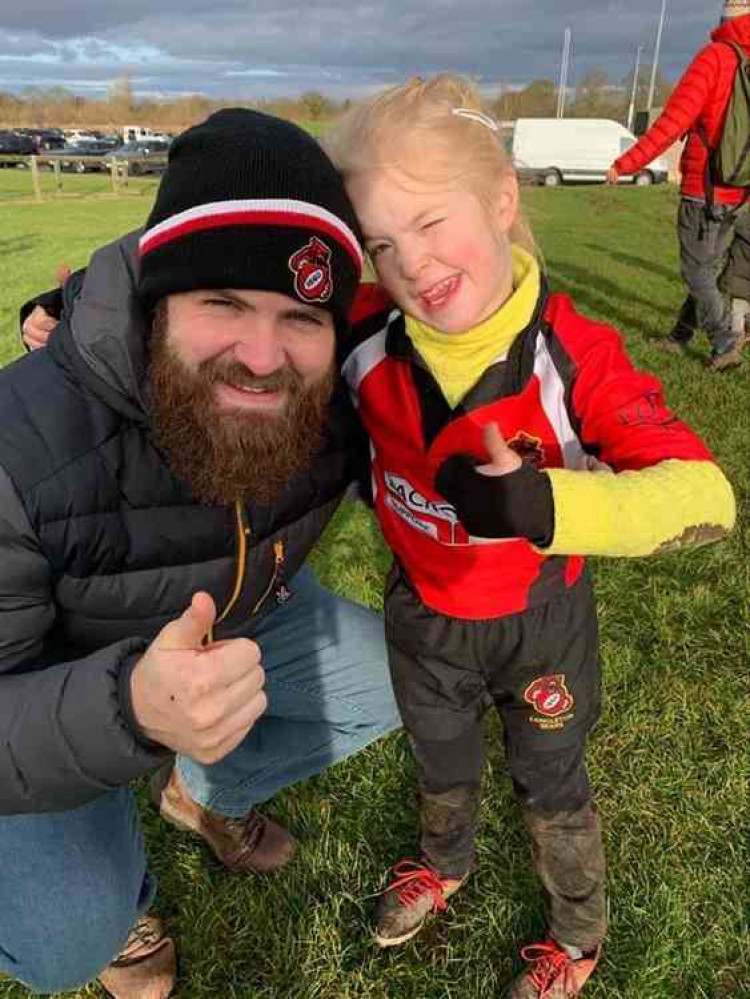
524, 674, 575, 731
289, 236, 333, 302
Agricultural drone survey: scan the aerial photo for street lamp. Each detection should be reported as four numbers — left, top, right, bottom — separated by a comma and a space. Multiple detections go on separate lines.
627, 45, 644, 131
557, 27, 571, 118
647, 0, 668, 112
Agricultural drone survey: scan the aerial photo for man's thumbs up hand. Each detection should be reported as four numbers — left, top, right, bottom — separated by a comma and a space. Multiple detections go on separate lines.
157, 591, 216, 651
130, 593, 267, 763
435, 423, 554, 545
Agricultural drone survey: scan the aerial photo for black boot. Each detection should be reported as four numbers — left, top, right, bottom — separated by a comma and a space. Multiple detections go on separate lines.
658, 296, 696, 353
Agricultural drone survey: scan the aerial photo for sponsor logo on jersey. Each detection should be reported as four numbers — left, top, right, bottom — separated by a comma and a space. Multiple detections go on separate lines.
385, 492, 438, 538
384, 472, 457, 524
382, 471, 462, 543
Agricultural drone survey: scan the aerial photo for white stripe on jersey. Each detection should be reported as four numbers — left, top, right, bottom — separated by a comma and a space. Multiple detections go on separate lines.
533, 332, 589, 470
341, 317, 395, 405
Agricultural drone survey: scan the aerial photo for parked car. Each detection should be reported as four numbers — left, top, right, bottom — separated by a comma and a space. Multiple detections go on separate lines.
94, 133, 124, 150
16, 128, 66, 151
107, 140, 169, 175
511, 118, 669, 187
44, 141, 113, 173
0, 130, 37, 165
63, 129, 98, 145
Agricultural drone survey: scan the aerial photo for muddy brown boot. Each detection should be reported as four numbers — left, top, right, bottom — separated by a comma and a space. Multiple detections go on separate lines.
150, 763, 297, 874
98, 913, 176, 999
707, 340, 745, 371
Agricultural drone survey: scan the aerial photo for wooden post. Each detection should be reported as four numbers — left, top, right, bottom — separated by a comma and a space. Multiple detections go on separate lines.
30, 156, 42, 203
53, 159, 62, 192
110, 158, 119, 195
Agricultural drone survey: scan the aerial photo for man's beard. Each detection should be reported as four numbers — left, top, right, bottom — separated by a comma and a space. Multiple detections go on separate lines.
147, 316, 334, 507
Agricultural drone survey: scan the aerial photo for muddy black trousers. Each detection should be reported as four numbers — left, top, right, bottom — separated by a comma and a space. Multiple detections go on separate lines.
385, 566, 607, 950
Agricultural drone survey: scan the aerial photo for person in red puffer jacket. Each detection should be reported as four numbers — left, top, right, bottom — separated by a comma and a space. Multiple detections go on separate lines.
609, 0, 750, 371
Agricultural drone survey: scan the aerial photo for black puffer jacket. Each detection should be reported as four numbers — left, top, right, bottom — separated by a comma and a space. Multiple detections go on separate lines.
0, 232, 358, 814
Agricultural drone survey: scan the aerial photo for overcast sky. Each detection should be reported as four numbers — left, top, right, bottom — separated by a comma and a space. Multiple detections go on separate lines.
0, 1, 725, 102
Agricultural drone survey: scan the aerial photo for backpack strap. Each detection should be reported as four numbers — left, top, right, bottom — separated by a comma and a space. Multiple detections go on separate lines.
698, 40, 750, 212
724, 40, 748, 66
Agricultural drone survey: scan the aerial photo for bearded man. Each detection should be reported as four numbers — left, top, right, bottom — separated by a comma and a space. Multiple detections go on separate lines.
0, 109, 399, 998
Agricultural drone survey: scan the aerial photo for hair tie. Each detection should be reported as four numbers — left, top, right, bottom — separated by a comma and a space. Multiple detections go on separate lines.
451, 108, 499, 132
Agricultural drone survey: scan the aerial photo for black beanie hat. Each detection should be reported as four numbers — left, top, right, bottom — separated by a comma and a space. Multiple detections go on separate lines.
137, 108, 363, 330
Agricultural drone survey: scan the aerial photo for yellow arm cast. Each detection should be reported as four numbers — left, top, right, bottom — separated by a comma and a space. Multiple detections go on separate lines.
543, 459, 736, 557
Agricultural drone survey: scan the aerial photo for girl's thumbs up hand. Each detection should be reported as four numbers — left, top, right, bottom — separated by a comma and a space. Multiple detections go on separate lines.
476, 423, 522, 477
435, 423, 553, 545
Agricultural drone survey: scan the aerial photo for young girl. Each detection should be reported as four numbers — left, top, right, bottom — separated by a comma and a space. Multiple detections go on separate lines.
326, 76, 736, 998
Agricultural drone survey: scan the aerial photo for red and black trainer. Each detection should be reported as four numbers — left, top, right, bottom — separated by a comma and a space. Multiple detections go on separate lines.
373, 859, 469, 947
502, 939, 601, 998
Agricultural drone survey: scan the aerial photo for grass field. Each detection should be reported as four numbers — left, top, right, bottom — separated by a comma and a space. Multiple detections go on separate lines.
0, 177, 748, 999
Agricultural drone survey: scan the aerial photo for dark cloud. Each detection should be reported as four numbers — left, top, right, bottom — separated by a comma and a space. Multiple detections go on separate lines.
0, 1, 723, 99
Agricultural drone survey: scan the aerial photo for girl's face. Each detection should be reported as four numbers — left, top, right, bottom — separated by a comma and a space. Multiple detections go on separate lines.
347, 166, 519, 334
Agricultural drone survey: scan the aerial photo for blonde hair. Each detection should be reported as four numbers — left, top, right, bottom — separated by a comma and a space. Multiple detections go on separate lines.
325, 74, 535, 256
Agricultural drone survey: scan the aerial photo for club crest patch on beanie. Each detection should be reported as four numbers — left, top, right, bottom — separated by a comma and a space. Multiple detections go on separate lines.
723, 0, 750, 18
137, 108, 363, 329
289, 236, 334, 302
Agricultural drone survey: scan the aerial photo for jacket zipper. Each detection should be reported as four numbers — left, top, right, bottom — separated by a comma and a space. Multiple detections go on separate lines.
205, 501, 249, 644
250, 540, 286, 616
205, 501, 286, 642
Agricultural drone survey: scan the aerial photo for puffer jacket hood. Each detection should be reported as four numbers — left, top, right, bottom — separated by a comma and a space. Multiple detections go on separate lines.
61, 230, 151, 423
712, 13, 750, 45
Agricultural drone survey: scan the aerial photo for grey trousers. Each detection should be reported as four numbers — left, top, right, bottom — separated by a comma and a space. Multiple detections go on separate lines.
723, 202, 750, 302
673, 198, 747, 355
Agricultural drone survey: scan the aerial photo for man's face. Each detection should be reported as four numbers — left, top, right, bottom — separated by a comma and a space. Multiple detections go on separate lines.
147, 288, 337, 506
167, 288, 336, 408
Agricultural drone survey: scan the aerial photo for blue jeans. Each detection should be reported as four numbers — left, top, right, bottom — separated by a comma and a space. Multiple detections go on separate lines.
0, 568, 398, 993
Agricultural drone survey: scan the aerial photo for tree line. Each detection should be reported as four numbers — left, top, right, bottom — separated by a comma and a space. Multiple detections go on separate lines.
494, 66, 672, 122
0, 68, 672, 132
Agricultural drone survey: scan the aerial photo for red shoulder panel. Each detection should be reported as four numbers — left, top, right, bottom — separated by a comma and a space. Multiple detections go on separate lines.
349, 283, 392, 324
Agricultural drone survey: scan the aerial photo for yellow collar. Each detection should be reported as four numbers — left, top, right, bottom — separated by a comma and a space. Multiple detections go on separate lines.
405, 246, 540, 407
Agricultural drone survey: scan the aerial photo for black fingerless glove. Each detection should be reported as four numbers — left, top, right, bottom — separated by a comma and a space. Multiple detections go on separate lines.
435, 454, 555, 546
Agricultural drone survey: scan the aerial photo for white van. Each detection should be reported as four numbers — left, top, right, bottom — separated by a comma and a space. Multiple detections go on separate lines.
122, 125, 152, 144
511, 118, 669, 187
